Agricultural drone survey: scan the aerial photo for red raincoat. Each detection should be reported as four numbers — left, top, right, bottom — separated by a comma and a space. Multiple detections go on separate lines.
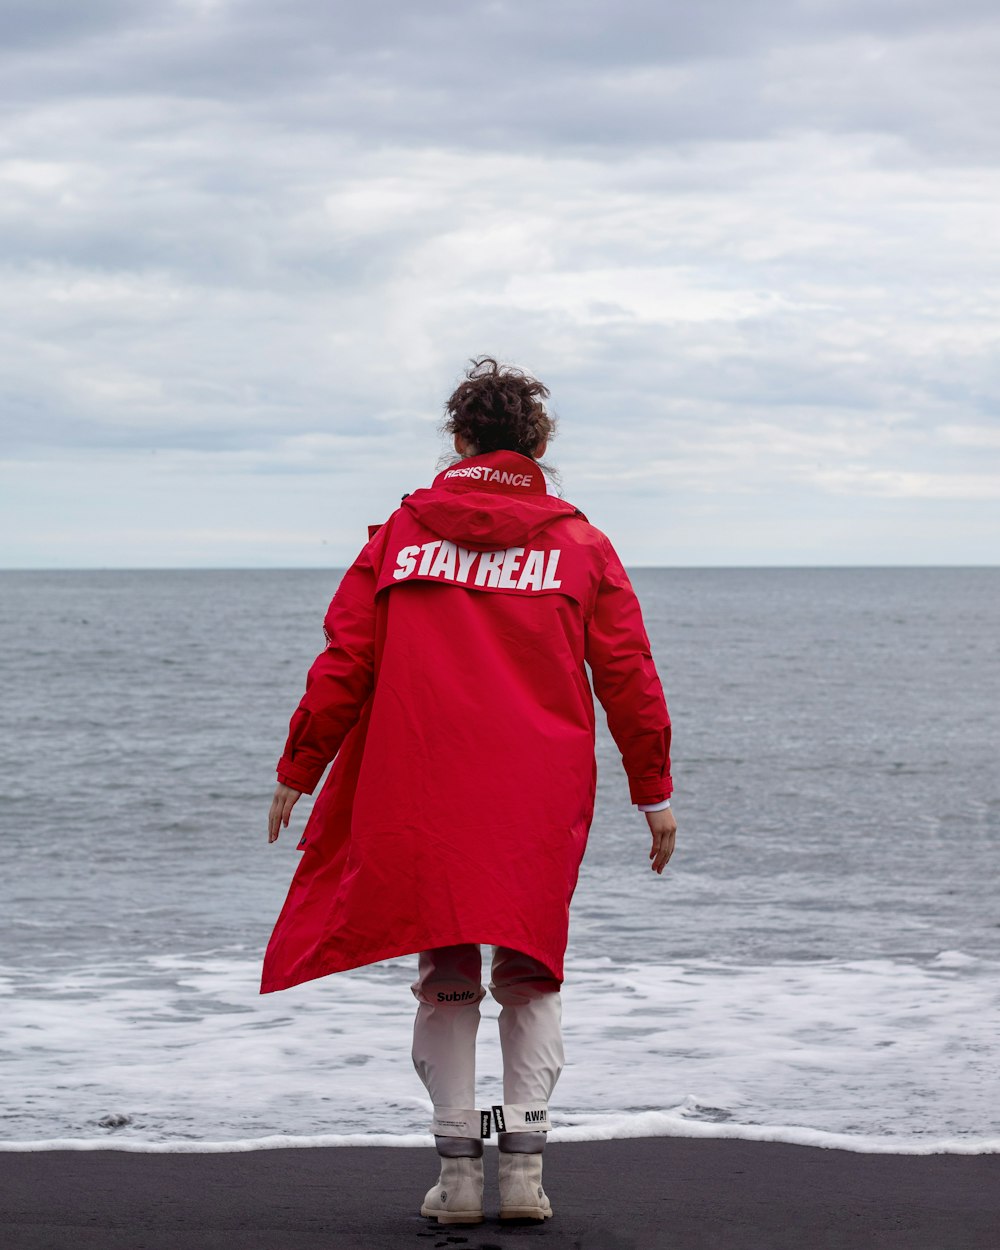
260, 450, 671, 994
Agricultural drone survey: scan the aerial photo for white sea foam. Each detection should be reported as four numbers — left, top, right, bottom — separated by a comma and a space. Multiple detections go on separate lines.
2, 949, 998, 1153
4, 1122, 998, 1155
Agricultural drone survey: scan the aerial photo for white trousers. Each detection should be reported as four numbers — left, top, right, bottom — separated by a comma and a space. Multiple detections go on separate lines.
410, 943, 564, 1138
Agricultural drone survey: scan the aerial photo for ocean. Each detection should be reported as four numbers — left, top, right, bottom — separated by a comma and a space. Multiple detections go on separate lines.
1, 567, 997, 1153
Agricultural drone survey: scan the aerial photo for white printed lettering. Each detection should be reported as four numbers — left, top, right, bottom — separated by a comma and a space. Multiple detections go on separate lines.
391, 542, 563, 592
497, 547, 525, 588
515, 549, 545, 591
393, 545, 420, 580
455, 546, 478, 583
541, 550, 562, 589
442, 465, 531, 487
475, 549, 505, 587
428, 540, 458, 580
417, 540, 442, 575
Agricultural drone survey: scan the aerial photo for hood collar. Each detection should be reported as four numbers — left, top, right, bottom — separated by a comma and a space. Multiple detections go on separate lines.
432, 450, 547, 496
402, 450, 581, 550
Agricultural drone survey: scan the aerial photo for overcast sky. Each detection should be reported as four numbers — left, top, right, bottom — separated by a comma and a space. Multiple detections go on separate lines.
2, 0, 998, 567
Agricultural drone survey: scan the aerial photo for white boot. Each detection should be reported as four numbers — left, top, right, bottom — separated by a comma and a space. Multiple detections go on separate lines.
420, 1155, 485, 1225
498, 1150, 553, 1221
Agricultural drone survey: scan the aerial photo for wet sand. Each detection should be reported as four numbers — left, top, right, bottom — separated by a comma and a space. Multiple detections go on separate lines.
2, 1136, 998, 1250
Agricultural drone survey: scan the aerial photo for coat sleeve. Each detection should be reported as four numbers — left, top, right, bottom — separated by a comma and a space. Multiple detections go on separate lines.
275, 544, 379, 795
584, 538, 673, 805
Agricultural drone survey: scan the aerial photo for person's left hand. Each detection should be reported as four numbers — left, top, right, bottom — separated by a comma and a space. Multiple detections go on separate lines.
645, 806, 677, 874
268, 783, 302, 843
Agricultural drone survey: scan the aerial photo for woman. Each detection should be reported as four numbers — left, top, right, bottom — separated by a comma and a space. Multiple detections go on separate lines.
262, 357, 676, 1227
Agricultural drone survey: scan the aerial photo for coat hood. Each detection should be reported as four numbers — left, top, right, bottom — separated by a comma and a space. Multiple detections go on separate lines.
401, 451, 582, 549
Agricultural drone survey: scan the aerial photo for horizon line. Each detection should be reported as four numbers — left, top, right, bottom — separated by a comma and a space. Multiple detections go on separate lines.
2, 563, 998, 574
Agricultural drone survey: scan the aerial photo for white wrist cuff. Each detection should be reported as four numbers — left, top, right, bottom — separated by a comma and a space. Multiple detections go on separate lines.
638, 799, 671, 812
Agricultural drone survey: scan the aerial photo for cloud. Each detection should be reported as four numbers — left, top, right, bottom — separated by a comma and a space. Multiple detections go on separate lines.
1, 0, 998, 565
4, 1, 1000, 155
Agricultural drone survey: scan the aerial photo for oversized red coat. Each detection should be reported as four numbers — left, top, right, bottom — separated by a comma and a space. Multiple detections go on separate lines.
260, 450, 671, 994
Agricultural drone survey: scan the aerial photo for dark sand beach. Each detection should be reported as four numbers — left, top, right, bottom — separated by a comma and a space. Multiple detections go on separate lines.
2, 1137, 997, 1250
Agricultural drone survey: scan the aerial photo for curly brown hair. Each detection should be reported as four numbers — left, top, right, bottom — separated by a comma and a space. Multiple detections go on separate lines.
443, 357, 556, 457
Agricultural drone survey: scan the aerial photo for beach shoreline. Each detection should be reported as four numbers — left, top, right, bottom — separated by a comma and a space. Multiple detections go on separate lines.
3, 1135, 997, 1250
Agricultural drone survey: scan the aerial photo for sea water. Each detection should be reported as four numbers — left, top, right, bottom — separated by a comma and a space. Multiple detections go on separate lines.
0, 568, 997, 1152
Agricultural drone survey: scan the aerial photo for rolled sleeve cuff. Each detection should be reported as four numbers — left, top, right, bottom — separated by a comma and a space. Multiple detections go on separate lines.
628, 775, 673, 806
276, 756, 324, 795
637, 798, 671, 812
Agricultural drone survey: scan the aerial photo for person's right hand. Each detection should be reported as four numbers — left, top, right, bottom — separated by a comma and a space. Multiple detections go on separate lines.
268, 782, 302, 844
645, 807, 677, 874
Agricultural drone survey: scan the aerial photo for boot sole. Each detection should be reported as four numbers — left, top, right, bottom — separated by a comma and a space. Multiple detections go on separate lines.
500, 1206, 553, 1221
420, 1205, 484, 1225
